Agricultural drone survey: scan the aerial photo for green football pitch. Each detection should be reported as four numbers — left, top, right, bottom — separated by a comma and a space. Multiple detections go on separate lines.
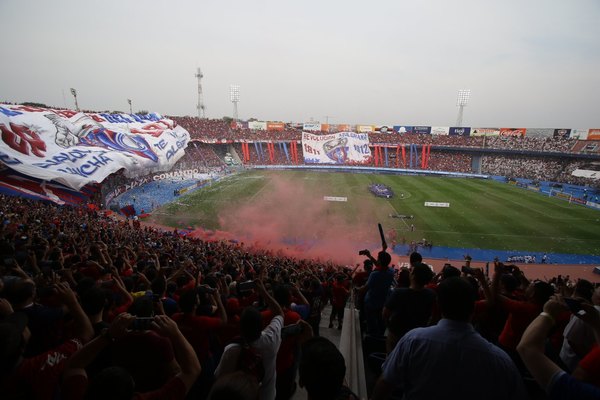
150, 170, 600, 256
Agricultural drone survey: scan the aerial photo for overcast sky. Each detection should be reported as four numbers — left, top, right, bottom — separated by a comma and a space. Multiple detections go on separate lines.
1, 0, 599, 128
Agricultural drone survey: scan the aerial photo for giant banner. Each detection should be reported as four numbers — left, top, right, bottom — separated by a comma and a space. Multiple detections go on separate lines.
302, 131, 371, 164
0, 104, 190, 190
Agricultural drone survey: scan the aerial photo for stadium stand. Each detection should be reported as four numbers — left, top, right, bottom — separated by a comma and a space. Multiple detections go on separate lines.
0, 192, 596, 399
3, 105, 600, 400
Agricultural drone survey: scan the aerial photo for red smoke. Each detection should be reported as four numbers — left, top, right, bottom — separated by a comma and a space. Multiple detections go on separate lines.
192, 173, 391, 265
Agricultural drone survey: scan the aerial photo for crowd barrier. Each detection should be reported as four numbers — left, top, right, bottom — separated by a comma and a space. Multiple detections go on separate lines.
340, 298, 367, 399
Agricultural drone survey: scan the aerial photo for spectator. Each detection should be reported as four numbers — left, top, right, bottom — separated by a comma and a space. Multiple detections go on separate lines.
303, 277, 325, 337
329, 273, 350, 330
361, 250, 394, 337
110, 297, 178, 392
0, 282, 94, 400
266, 284, 302, 400
383, 262, 435, 352
517, 296, 600, 399
214, 278, 284, 400
172, 287, 227, 398
299, 337, 358, 400
559, 281, 599, 372
372, 277, 527, 400
60, 313, 201, 400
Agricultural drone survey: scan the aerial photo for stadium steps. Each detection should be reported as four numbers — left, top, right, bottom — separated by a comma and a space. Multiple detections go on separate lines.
291, 303, 366, 400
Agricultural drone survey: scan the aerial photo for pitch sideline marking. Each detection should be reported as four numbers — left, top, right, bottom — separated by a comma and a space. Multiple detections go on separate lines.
419, 229, 598, 242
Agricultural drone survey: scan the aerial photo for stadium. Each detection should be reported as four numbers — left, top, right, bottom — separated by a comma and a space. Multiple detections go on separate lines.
4, 107, 598, 270
1, 103, 600, 398
2, 2, 600, 399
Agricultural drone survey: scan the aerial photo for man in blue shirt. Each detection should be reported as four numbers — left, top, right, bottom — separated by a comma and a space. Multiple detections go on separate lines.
362, 250, 394, 337
372, 277, 527, 400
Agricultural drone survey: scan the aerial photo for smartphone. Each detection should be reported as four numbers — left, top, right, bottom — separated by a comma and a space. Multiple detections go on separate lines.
281, 323, 303, 339
564, 298, 585, 315
132, 317, 154, 331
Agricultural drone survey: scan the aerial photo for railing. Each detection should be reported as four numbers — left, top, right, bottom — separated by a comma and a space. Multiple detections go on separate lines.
340, 293, 368, 399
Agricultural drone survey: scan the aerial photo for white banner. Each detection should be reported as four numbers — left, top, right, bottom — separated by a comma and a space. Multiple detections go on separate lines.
430, 126, 450, 135
0, 104, 190, 190
323, 196, 347, 202
303, 122, 322, 131
302, 131, 371, 164
569, 129, 588, 140
572, 169, 600, 179
471, 128, 500, 136
248, 121, 267, 130
424, 201, 450, 207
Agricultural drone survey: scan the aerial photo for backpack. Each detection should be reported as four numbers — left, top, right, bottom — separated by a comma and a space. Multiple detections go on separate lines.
233, 338, 265, 385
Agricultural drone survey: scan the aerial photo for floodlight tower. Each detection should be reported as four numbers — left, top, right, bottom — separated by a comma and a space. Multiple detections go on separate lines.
455, 89, 471, 127
127, 99, 133, 114
70, 88, 80, 111
195, 68, 206, 118
230, 84, 240, 122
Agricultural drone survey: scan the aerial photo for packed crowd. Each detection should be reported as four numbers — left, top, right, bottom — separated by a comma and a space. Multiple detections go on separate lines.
481, 155, 599, 188
487, 136, 576, 153
0, 194, 358, 400
171, 117, 232, 139
1, 186, 600, 399
482, 155, 567, 182
184, 142, 228, 168
170, 116, 584, 154
424, 151, 472, 173
355, 249, 600, 400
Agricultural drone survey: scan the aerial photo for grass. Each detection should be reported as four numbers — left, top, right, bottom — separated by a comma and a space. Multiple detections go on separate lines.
151, 170, 600, 255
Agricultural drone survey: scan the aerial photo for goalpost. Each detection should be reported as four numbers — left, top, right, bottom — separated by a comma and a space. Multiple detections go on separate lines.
549, 189, 573, 203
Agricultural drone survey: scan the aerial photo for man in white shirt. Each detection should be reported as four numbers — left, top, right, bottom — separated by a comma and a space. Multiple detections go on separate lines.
560, 282, 599, 372
215, 279, 284, 400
